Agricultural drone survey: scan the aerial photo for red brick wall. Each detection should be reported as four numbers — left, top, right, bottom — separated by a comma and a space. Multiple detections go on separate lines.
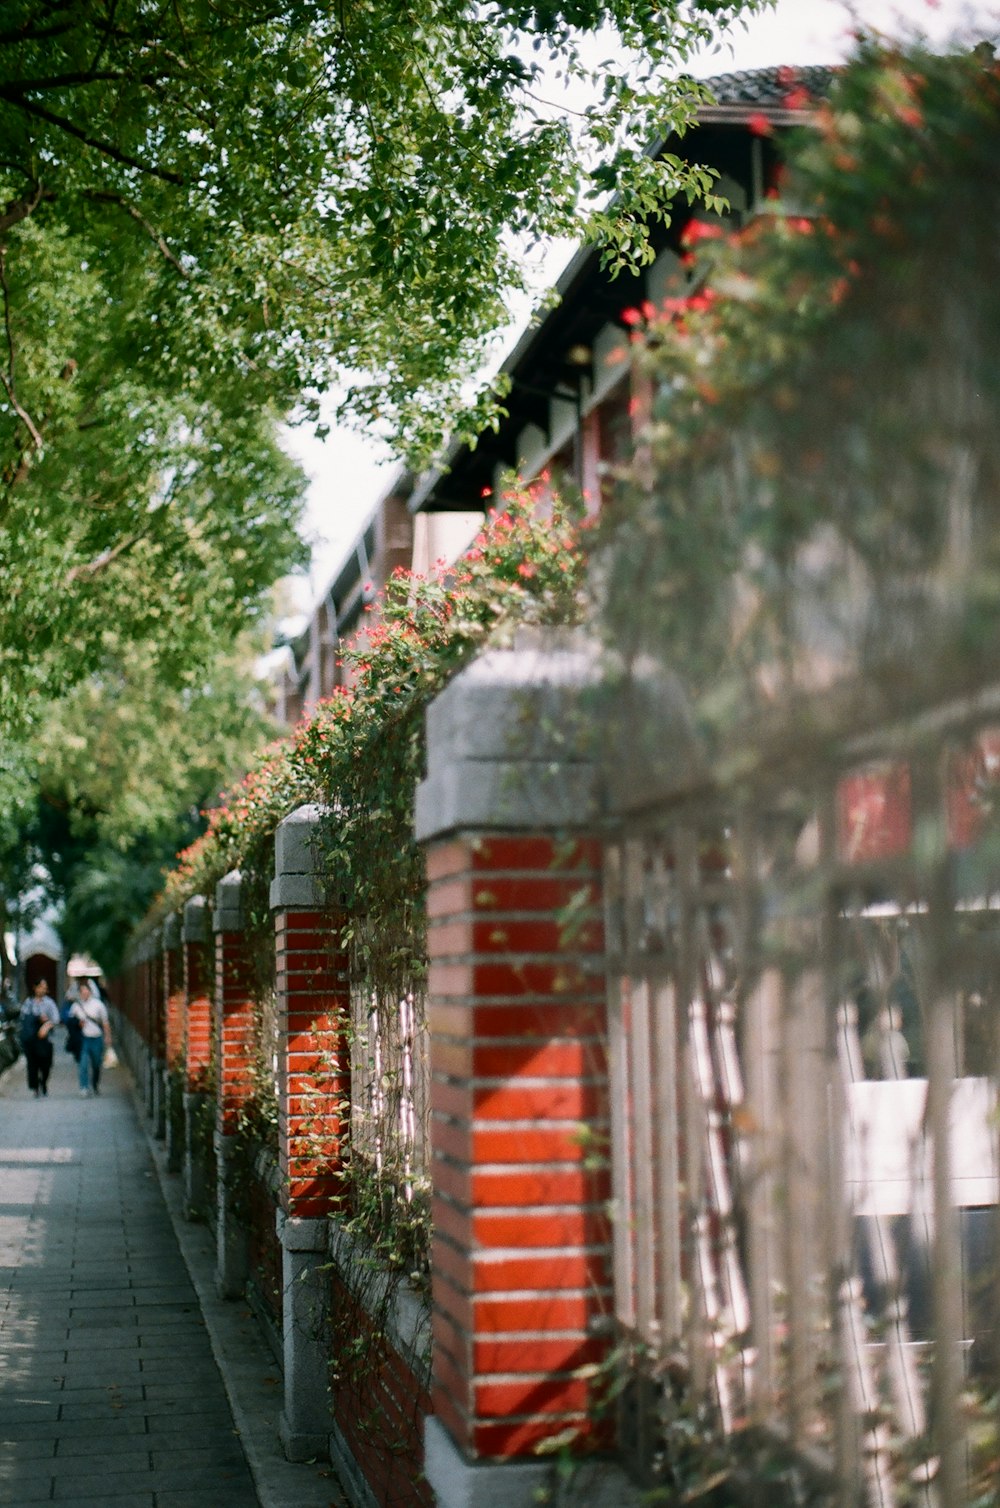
274, 908, 350, 1218
329, 1267, 434, 1508
426, 833, 612, 1459
183, 933, 212, 1094
165, 940, 185, 1073
215, 929, 256, 1136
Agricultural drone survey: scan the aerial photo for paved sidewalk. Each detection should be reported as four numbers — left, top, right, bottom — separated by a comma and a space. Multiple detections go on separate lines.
0, 1044, 345, 1508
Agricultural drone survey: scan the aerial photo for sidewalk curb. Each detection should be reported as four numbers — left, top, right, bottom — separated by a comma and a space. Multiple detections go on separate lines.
129, 1079, 346, 1508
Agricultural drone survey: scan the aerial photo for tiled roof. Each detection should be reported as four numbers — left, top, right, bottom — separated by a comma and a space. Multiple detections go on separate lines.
698, 64, 836, 108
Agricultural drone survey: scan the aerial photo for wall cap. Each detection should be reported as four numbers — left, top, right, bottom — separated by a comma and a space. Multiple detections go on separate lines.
423, 1418, 642, 1508
271, 803, 340, 911
415, 632, 602, 842
213, 869, 245, 934
416, 634, 707, 840
182, 895, 209, 944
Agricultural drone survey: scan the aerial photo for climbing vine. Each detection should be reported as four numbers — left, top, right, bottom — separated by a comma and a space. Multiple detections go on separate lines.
147, 490, 588, 1258
600, 37, 1000, 771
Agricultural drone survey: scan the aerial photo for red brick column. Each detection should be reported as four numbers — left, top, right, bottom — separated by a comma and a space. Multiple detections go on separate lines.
270, 803, 349, 1459
426, 836, 609, 1457
414, 636, 612, 1507
163, 913, 184, 1164
182, 896, 212, 1093
182, 896, 213, 1216
213, 871, 255, 1297
274, 904, 349, 1216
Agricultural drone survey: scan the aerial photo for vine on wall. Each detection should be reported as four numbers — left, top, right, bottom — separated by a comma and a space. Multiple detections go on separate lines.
145, 489, 588, 1265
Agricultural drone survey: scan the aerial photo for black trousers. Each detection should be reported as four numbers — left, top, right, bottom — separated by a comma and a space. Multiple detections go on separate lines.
24, 1037, 53, 1093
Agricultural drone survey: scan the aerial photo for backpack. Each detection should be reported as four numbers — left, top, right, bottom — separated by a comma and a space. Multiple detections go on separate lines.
65, 1014, 84, 1059
19, 1010, 41, 1047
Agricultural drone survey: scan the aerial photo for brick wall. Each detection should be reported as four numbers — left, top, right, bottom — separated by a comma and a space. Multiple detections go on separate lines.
274, 908, 350, 1219
329, 1266, 434, 1508
426, 832, 612, 1459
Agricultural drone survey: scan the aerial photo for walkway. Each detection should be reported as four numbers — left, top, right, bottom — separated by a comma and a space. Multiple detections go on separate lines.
0, 1044, 345, 1507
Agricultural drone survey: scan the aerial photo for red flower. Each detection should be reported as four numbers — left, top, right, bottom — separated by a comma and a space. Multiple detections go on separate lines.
620, 307, 642, 326
681, 218, 724, 247
784, 86, 812, 111
747, 112, 774, 137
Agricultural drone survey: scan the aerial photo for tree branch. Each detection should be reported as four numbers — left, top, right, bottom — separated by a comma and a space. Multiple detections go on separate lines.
0, 248, 44, 451
64, 527, 149, 586
0, 89, 185, 185
0, 20, 78, 48
88, 191, 190, 277
0, 180, 49, 234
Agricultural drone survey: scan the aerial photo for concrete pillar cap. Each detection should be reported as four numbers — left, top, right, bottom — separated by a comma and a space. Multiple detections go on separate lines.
213, 870, 246, 934
270, 803, 338, 911
415, 633, 706, 839
182, 894, 209, 944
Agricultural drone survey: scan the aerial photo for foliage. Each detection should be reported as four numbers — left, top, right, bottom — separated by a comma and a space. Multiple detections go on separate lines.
158, 489, 588, 917
0, 0, 770, 464
599, 37, 1000, 768
147, 490, 587, 1278
0, 641, 284, 977
0, 0, 767, 911
0, 206, 308, 742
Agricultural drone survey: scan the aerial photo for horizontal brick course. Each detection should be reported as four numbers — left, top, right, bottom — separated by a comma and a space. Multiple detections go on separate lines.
471, 1415, 590, 1458
423, 827, 611, 1468
474, 1335, 607, 1374
473, 1206, 611, 1250
475, 1375, 594, 1417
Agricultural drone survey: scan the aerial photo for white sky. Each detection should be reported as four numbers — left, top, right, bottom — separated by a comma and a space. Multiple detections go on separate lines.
282, 0, 999, 607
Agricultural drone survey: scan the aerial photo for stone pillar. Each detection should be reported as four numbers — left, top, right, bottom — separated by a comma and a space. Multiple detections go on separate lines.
182, 896, 212, 1217
271, 803, 350, 1461
148, 922, 169, 1140
414, 635, 615, 1508
143, 937, 158, 1118
213, 871, 254, 1299
163, 913, 184, 1161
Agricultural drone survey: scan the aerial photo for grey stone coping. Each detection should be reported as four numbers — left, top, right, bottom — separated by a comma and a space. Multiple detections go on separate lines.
327, 1216, 429, 1370
270, 804, 341, 912
182, 895, 209, 944
162, 912, 181, 951
415, 633, 603, 842
415, 633, 707, 840
213, 869, 245, 933
424, 1417, 642, 1508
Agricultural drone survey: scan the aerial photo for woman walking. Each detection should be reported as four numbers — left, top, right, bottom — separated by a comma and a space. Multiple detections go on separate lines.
70, 981, 111, 1096
19, 978, 60, 1097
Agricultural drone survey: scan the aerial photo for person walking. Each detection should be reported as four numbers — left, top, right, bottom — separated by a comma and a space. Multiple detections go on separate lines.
19, 978, 60, 1097
70, 981, 111, 1097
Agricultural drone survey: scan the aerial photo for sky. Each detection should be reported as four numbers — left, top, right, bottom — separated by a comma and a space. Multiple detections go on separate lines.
282, 0, 1000, 608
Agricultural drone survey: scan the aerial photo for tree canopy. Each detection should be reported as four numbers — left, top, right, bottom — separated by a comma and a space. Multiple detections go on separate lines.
0, 1, 769, 455
0, 0, 769, 968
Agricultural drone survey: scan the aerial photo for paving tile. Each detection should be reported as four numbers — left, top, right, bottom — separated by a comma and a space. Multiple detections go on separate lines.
149, 1443, 252, 1471
55, 1432, 153, 1459
155, 1494, 256, 1508
0, 1472, 57, 1502
47, 1447, 152, 1476
0, 1437, 56, 1460
56, 1384, 148, 1406
64, 1330, 141, 1352
0, 1402, 61, 1423
51, 1485, 156, 1505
